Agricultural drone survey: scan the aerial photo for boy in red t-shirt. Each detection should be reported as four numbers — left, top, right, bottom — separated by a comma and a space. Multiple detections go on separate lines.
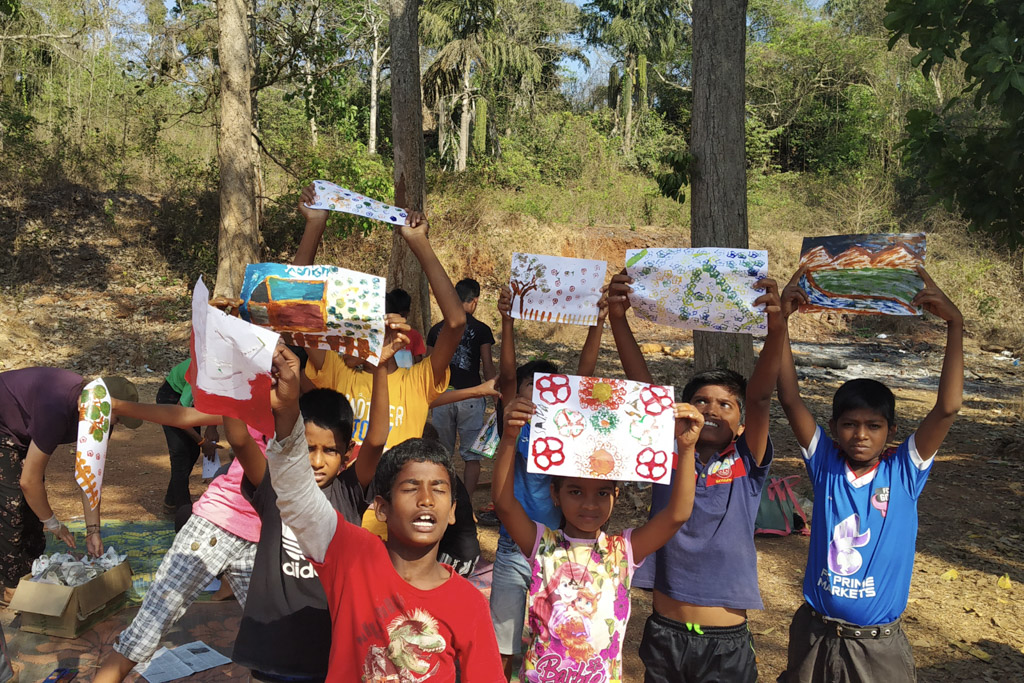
265, 343, 504, 682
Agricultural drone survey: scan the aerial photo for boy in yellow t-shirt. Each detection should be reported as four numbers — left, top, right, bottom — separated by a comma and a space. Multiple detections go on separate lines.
306, 352, 447, 460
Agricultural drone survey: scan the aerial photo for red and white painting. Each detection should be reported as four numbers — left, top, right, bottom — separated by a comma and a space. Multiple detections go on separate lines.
187, 278, 280, 437
527, 373, 676, 484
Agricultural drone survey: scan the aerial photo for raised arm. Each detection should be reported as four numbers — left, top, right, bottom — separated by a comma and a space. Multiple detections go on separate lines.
607, 271, 653, 383
492, 398, 539, 555
497, 285, 518, 404
290, 184, 331, 372
576, 294, 608, 377
292, 183, 328, 267
267, 344, 337, 563
630, 403, 702, 563
911, 267, 964, 460
776, 268, 818, 449
743, 278, 783, 465
223, 415, 267, 488
355, 314, 409, 488
399, 211, 466, 385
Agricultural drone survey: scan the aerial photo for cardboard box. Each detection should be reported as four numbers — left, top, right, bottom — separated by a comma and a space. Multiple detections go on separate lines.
8, 561, 132, 638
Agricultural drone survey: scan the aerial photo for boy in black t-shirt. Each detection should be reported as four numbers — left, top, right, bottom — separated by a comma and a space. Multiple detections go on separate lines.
426, 278, 496, 500
421, 422, 481, 576
222, 319, 408, 682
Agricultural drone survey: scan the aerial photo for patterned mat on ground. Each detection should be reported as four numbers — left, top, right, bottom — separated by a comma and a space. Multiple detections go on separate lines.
46, 519, 220, 605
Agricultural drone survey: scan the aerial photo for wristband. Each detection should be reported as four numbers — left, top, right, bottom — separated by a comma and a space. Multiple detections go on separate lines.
197, 438, 207, 447
43, 514, 61, 532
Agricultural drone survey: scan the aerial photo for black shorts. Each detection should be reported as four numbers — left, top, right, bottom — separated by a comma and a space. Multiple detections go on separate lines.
639, 612, 758, 683
778, 603, 916, 683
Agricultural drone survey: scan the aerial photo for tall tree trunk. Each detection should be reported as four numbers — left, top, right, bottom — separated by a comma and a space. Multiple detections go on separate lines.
368, 20, 381, 154
622, 53, 635, 156
690, 0, 753, 376
214, 0, 257, 298
387, 0, 430, 335
249, 7, 264, 247
437, 98, 448, 165
930, 63, 943, 107
457, 57, 471, 172
305, 7, 320, 148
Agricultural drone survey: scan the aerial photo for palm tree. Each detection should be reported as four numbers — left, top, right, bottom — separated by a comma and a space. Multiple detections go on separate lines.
422, 0, 582, 170
421, 0, 495, 171
583, 0, 689, 156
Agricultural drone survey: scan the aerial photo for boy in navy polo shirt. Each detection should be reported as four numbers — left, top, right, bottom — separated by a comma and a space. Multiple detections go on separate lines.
608, 273, 785, 682
776, 266, 963, 683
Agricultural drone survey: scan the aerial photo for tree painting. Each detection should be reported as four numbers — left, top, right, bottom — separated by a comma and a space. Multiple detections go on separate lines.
509, 252, 552, 317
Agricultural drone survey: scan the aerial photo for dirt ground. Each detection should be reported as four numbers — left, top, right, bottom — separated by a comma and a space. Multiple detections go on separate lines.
3, 188, 1023, 681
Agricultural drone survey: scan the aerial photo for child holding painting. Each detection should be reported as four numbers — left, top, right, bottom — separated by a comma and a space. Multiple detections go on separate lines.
264, 344, 504, 680
776, 266, 963, 683
607, 272, 784, 683
487, 283, 607, 678
493, 387, 701, 682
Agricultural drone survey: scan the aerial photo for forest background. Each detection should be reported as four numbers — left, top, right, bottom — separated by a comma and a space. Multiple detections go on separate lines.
1, 0, 1022, 348
2, 2, 1024, 679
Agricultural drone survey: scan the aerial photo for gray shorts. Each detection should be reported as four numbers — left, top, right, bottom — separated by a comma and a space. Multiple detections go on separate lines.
432, 397, 486, 462
779, 603, 916, 683
489, 534, 532, 655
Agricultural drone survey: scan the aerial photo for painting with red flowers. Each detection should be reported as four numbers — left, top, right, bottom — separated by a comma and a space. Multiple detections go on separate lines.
527, 373, 675, 484
509, 253, 607, 326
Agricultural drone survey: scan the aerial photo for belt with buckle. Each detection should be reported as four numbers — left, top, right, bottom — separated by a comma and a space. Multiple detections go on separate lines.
811, 610, 898, 639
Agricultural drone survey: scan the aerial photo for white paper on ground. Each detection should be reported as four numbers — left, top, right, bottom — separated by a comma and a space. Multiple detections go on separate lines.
135, 641, 231, 683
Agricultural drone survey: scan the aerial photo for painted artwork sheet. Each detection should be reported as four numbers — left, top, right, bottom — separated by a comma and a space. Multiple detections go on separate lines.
625, 248, 768, 334
527, 373, 676, 484
75, 378, 112, 509
187, 277, 280, 437
239, 263, 386, 364
304, 180, 408, 226
798, 233, 926, 315
467, 410, 500, 459
509, 253, 607, 326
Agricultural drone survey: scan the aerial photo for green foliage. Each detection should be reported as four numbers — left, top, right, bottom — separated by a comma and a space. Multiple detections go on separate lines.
619, 69, 633, 122
607, 64, 620, 109
303, 143, 394, 236
745, 105, 780, 173
493, 111, 615, 187
746, 5, 890, 173
885, 0, 1024, 245
656, 147, 691, 204
637, 54, 648, 111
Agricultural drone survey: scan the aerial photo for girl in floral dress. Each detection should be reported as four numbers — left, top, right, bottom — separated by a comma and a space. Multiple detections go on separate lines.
493, 395, 702, 683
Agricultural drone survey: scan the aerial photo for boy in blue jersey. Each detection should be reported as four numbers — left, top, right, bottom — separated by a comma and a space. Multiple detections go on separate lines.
776, 266, 963, 683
